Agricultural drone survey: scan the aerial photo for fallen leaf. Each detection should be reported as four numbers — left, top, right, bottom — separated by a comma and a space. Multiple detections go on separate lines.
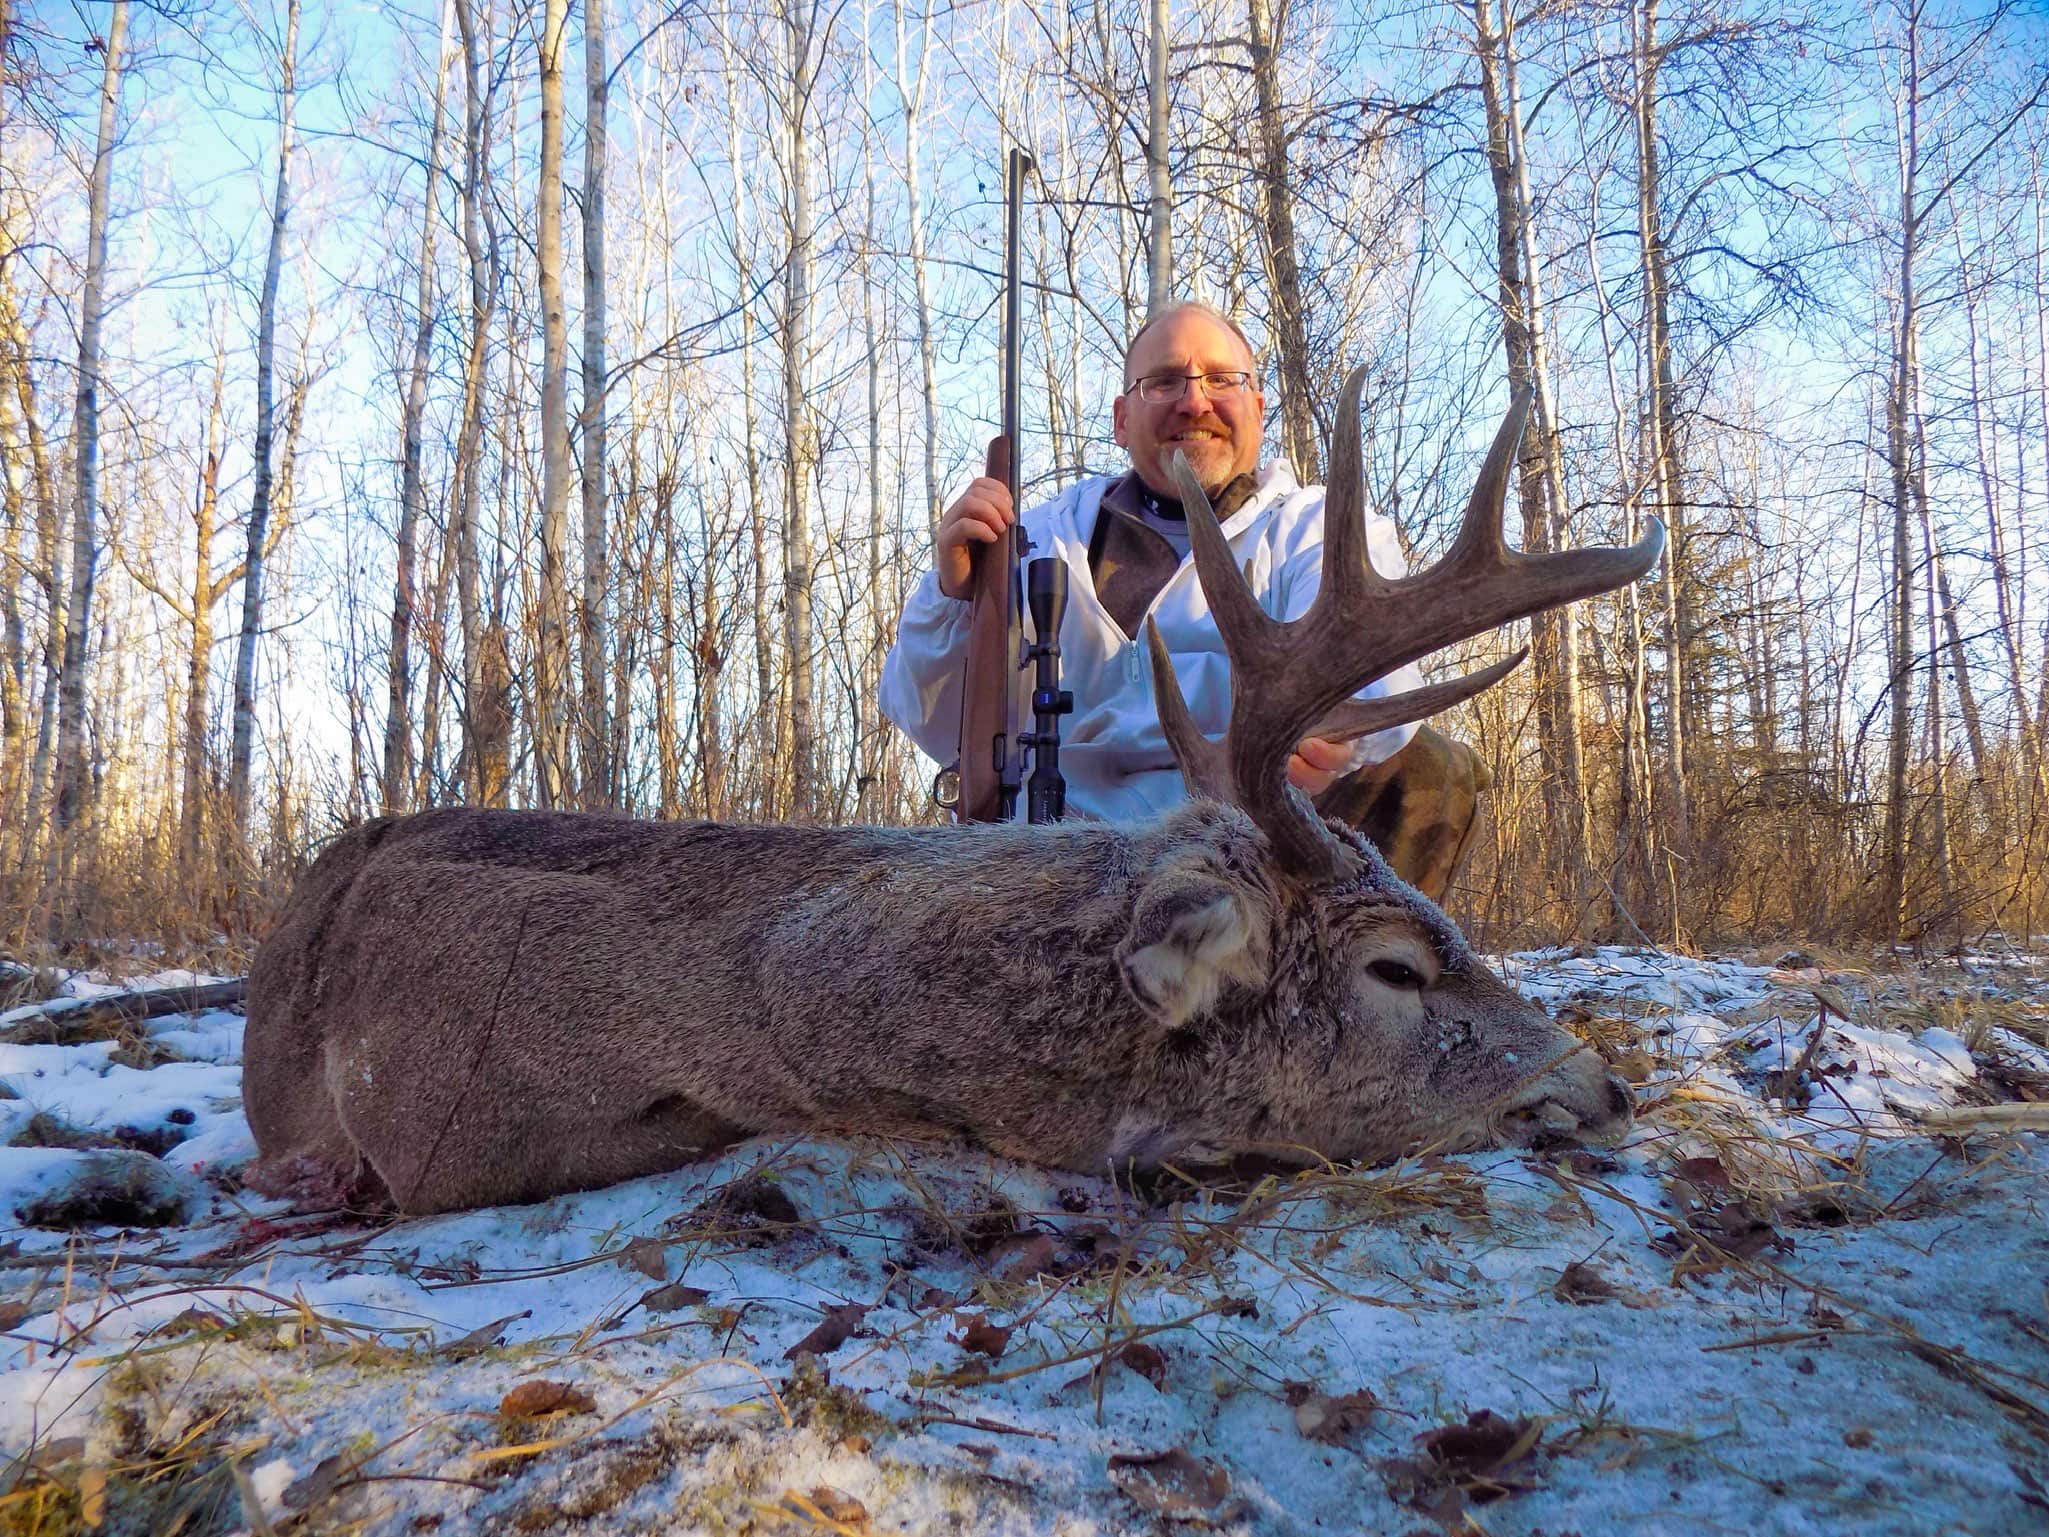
917, 1286, 959, 1311
1698, 1203, 1784, 1260
639, 1281, 711, 1314
1553, 1260, 1618, 1305
499, 1380, 597, 1418
794, 1485, 868, 1524
283, 1451, 358, 1511
784, 1302, 868, 1360
1843, 1427, 1874, 1448
78, 1463, 105, 1527
616, 1235, 670, 1280
31, 1438, 84, 1470
1283, 1381, 1377, 1444
1609, 1050, 1658, 1084
1116, 1341, 1168, 1386
438, 1309, 530, 1360
983, 1231, 1058, 1281
1669, 1155, 1732, 1199
0, 1299, 32, 1332
1107, 1447, 1233, 1521
955, 1313, 1012, 1358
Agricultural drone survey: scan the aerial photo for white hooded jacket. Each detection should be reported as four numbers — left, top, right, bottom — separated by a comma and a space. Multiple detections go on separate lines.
879, 461, 1425, 823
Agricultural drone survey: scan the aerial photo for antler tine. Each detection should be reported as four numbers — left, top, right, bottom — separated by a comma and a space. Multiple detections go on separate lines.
1145, 617, 1230, 802
1440, 382, 1529, 571
1317, 366, 1395, 608
1309, 650, 1528, 746
1170, 450, 1278, 650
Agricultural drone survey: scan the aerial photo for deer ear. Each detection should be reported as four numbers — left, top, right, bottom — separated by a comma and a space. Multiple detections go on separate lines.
1116, 872, 1270, 1029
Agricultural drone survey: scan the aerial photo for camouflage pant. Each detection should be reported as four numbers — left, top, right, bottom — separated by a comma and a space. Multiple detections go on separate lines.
1314, 725, 1489, 905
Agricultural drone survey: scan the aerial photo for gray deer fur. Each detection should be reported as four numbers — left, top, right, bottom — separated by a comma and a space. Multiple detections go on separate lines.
243, 803, 1629, 1215
243, 374, 1655, 1215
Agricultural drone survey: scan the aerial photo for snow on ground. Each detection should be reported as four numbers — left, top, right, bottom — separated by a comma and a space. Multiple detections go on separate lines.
0, 948, 2043, 1535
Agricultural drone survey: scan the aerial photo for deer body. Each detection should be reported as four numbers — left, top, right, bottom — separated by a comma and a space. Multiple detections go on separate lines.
244, 801, 1625, 1214
245, 374, 1658, 1216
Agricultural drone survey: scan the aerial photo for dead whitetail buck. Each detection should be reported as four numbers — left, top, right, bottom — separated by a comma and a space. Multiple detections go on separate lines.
246, 373, 1662, 1215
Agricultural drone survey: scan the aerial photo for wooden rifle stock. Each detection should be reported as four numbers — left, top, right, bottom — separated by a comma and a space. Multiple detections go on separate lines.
955, 434, 1021, 823
950, 148, 1034, 824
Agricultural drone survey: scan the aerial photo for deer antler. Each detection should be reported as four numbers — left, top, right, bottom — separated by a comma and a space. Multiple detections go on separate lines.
1146, 367, 1666, 883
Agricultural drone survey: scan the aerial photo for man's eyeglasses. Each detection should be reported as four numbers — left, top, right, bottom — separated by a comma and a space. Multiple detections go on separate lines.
1125, 370, 1256, 405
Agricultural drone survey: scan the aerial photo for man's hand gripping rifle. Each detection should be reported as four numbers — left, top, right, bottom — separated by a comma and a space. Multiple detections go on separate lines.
944, 148, 1071, 825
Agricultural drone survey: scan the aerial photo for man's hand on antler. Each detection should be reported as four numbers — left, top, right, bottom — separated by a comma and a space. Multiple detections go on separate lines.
1286, 735, 1352, 797
935, 478, 1016, 600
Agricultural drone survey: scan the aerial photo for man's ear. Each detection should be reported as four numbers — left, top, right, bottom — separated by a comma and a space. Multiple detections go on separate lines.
1111, 391, 1129, 447
1116, 869, 1270, 1029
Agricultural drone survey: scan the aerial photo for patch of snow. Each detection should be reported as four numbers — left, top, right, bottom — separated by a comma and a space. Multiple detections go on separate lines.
0, 956, 2039, 1535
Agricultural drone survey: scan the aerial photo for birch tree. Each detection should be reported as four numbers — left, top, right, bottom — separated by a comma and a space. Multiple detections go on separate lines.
534, 0, 574, 807
385, 0, 456, 815
226, 0, 301, 839
52, 0, 128, 837
579, 0, 613, 806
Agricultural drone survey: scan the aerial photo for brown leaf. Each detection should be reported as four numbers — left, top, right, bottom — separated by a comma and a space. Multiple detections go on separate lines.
0, 1299, 32, 1332
801, 1485, 868, 1524
983, 1231, 1058, 1281
1700, 1204, 1783, 1260
148, 1305, 220, 1338
1107, 1447, 1233, 1521
1116, 1341, 1168, 1386
639, 1281, 712, 1314
1553, 1260, 1618, 1305
1670, 1155, 1732, 1195
955, 1313, 1012, 1358
282, 1451, 358, 1511
784, 1302, 869, 1360
917, 1286, 960, 1311
1609, 1050, 1658, 1084
1283, 1381, 1377, 1444
498, 1380, 597, 1418
616, 1236, 671, 1281
438, 1309, 530, 1360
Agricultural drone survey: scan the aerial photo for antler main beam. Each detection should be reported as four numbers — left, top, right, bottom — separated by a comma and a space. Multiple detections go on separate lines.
1148, 366, 1666, 883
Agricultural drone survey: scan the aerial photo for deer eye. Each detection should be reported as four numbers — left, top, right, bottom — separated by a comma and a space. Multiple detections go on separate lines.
1368, 960, 1426, 991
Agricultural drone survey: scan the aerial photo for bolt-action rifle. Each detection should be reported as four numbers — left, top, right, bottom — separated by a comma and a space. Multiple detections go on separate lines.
943, 148, 1071, 824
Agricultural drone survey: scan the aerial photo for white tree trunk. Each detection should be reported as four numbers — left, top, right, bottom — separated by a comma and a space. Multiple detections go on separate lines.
53, 0, 128, 835
385, 0, 455, 815
579, 0, 612, 806
534, 0, 574, 807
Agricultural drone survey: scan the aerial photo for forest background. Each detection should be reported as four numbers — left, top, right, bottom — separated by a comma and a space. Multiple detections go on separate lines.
2, 0, 2046, 965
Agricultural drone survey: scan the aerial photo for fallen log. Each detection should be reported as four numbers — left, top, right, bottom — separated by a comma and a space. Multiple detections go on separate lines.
0, 978, 249, 1044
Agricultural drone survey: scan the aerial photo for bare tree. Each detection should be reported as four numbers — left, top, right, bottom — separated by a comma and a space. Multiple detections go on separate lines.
776, 0, 821, 819
52, 0, 129, 838
385, 0, 456, 815
579, 0, 613, 806
534, 0, 574, 806
227, 0, 302, 841
1145, 0, 1172, 313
